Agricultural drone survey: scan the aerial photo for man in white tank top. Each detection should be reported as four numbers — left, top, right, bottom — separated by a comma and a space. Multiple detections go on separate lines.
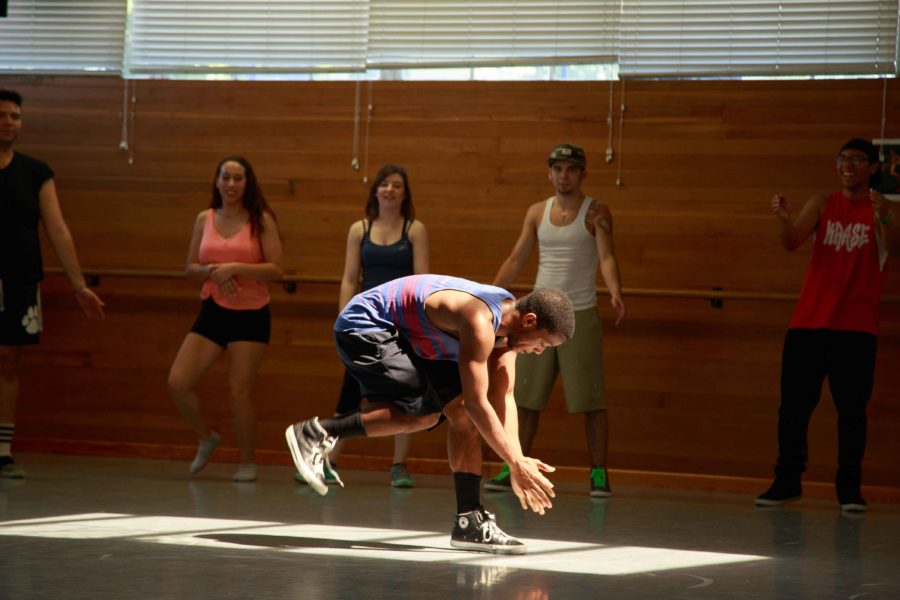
489, 143, 625, 498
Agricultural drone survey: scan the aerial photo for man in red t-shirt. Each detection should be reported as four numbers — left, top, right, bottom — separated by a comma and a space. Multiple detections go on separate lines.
756, 139, 900, 512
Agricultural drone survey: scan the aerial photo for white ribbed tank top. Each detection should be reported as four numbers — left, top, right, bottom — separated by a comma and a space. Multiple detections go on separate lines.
534, 196, 598, 310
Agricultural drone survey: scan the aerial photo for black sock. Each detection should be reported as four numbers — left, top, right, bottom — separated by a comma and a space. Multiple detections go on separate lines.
453, 472, 482, 514
319, 412, 366, 439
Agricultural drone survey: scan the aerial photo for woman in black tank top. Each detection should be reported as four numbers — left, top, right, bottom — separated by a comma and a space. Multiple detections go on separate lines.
295, 164, 429, 488
359, 217, 414, 291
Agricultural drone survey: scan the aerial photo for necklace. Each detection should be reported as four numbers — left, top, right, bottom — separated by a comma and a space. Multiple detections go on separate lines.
554, 198, 574, 223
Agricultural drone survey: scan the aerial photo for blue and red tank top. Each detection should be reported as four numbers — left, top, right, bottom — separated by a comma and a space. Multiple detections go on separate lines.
790, 190, 889, 335
335, 274, 513, 361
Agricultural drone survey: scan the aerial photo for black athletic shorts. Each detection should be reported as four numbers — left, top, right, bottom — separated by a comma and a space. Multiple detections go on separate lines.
334, 329, 462, 417
0, 279, 42, 346
190, 298, 271, 348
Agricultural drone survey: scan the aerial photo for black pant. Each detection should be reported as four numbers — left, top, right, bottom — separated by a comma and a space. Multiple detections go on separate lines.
776, 328, 877, 488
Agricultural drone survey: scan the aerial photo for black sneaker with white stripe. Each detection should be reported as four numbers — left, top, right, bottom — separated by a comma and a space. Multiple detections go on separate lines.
450, 507, 526, 555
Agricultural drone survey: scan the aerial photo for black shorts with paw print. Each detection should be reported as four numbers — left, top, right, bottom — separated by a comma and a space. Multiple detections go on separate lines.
0, 279, 42, 346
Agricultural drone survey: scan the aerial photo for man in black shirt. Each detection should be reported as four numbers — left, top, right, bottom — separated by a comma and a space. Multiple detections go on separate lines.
0, 89, 105, 478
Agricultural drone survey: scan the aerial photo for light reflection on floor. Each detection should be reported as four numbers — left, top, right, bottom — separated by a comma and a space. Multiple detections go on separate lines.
3, 454, 900, 600
0, 512, 768, 576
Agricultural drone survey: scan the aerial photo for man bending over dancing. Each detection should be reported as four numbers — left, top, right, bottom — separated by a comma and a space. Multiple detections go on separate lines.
286, 274, 574, 554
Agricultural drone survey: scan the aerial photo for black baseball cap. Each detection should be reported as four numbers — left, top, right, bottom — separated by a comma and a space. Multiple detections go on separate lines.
840, 138, 879, 163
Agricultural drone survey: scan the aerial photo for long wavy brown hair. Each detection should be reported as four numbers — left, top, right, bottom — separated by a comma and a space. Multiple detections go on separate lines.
210, 156, 275, 236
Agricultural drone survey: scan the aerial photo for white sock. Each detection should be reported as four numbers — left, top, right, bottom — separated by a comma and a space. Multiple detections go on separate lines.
189, 431, 221, 474
0, 422, 14, 457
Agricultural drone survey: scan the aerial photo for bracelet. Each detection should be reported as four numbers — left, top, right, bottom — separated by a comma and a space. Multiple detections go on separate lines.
880, 211, 894, 226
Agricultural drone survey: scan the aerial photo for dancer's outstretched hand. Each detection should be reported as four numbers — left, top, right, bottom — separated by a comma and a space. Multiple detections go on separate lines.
509, 458, 556, 515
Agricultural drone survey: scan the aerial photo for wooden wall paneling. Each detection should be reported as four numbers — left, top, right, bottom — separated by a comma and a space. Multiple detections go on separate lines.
3, 74, 898, 493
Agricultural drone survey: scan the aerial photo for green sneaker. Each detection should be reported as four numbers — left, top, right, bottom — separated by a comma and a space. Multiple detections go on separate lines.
390, 463, 415, 488
590, 466, 612, 498
294, 462, 340, 485
484, 463, 512, 492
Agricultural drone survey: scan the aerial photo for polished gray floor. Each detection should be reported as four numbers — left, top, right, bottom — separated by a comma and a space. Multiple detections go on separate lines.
1, 453, 898, 600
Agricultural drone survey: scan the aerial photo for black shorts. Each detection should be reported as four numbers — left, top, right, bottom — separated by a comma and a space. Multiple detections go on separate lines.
334, 368, 365, 416
0, 279, 42, 346
190, 298, 271, 348
334, 329, 462, 417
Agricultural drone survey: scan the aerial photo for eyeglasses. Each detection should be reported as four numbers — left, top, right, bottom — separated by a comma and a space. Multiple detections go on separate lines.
835, 155, 870, 166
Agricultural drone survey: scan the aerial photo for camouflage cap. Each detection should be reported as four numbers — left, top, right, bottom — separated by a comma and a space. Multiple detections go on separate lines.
548, 143, 586, 167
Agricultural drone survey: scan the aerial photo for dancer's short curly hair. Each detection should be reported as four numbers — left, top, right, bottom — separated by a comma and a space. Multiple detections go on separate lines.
515, 288, 575, 340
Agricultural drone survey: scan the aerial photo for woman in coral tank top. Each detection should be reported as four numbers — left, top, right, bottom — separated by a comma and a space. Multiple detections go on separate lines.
167, 156, 283, 483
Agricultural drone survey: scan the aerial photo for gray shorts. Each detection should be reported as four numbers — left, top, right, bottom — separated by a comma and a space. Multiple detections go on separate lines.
334, 329, 462, 417
514, 307, 605, 413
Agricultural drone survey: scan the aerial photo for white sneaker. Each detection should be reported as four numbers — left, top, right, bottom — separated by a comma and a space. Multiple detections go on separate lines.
285, 418, 342, 495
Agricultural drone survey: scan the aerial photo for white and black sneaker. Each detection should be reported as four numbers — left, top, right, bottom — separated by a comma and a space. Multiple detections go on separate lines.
285, 418, 343, 495
450, 508, 527, 555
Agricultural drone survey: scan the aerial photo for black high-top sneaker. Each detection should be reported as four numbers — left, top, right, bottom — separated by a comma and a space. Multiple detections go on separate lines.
450, 507, 527, 555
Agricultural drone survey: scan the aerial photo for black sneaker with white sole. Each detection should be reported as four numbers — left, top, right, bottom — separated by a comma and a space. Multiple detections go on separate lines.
839, 495, 868, 513
755, 478, 802, 507
450, 507, 527, 555
837, 483, 868, 513
0, 456, 25, 479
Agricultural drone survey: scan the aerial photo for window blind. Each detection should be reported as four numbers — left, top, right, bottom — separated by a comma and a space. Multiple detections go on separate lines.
620, 0, 899, 78
3, 1, 897, 78
0, 0, 126, 72
368, 0, 620, 68
124, 0, 368, 76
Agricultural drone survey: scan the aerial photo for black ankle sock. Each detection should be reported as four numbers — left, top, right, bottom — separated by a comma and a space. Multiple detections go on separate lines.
319, 412, 366, 439
453, 472, 482, 514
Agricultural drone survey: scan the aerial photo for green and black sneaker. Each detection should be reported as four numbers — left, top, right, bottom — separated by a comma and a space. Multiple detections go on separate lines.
484, 463, 512, 492
390, 463, 415, 488
294, 462, 341, 486
590, 466, 612, 498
